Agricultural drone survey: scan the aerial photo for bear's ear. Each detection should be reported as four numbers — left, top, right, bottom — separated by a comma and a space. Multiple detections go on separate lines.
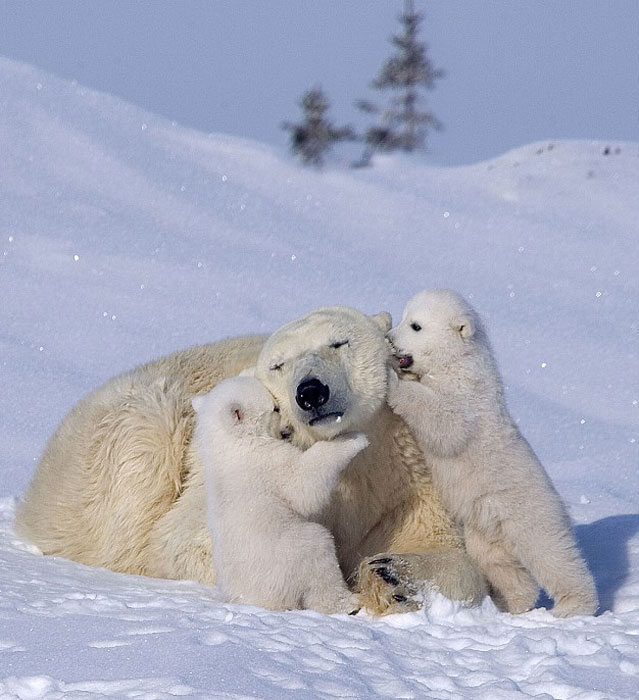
238, 366, 255, 378
454, 315, 475, 339
371, 311, 392, 333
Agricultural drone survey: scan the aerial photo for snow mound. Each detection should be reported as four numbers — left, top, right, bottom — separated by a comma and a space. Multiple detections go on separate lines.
1, 57, 638, 698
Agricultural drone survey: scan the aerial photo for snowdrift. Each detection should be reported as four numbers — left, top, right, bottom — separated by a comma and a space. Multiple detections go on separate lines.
1, 57, 638, 699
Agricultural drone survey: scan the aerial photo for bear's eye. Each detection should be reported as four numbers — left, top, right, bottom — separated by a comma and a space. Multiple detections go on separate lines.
273, 406, 280, 413
330, 340, 349, 349
270, 361, 284, 371
410, 322, 422, 332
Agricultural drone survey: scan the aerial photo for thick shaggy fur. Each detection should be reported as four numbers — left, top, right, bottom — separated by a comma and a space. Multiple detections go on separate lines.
194, 376, 366, 613
17, 306, 486, 615
16, 336, 267, 579
388, 289, 598, 616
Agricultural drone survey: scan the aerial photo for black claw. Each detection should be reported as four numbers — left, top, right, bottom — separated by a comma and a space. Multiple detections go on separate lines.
348, 608, 361, 616
368, 557, 392, 566
392, 594, 408, 603
375, 567, 400, 587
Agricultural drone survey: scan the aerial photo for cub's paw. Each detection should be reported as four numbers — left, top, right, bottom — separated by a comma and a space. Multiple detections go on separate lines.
305, 589, 361, 616
551, 590, 598, 618
338, 431, 370, 451
355, 553, 421, 616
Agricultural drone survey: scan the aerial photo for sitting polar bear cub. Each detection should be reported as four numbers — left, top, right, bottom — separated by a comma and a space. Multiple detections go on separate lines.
193, 375, 367, 613
387, 289, 598, 617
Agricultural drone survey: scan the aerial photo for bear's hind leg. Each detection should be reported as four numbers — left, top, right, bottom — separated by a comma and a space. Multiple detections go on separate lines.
465, 525, 539, 614
17, 374, 194, 575
300, 528, 360, 615
503, 512, 598, 617
146, 463, 217, 584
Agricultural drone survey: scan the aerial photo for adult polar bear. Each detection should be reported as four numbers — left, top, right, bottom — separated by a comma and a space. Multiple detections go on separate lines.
16, 306, 485, 614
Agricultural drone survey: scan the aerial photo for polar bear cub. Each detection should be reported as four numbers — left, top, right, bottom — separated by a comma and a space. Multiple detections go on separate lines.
387, 289, 597, 617
193, 375, 367, 614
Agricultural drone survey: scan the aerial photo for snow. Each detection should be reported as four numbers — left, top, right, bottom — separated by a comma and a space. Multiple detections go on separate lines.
1, 55, 638, 699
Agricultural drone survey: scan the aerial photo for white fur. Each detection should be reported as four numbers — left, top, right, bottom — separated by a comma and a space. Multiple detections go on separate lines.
16, 307, 487, 615
193, 376, 367, 613
388, 289, 598, 616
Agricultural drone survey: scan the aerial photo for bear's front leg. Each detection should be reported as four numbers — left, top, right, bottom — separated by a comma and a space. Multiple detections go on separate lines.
356, 550, 487, 616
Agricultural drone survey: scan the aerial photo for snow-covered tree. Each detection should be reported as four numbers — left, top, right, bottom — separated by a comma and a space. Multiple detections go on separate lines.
356, 0, 443, 164
282, 87, 355, 167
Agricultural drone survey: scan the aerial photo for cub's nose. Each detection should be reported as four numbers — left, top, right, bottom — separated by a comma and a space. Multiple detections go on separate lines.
296, 378, 330, 411
398, 355, 413, 369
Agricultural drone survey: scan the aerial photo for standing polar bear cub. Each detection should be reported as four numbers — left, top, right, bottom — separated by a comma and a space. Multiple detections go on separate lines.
193, 375, 367, 613
388, 289, 597, 616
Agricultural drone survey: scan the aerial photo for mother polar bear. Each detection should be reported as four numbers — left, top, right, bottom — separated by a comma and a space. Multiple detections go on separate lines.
16, 306, 485, 614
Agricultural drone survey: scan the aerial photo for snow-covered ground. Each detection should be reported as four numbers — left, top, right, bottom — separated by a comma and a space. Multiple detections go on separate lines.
1, 56, 638, 699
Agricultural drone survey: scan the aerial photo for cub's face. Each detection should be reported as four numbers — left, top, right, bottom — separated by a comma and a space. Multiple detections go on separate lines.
255, 307, 392, 448
193, 376, 282, 441
389, 289, 477, 376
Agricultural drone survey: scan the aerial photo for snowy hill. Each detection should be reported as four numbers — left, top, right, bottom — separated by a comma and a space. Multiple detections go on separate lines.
1, 56, 638, 699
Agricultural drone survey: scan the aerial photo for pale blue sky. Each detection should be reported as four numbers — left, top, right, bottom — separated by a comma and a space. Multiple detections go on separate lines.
2, 0, 638, 165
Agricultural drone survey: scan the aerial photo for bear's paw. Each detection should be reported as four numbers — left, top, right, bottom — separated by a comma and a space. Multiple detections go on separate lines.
355, 553, 422, 616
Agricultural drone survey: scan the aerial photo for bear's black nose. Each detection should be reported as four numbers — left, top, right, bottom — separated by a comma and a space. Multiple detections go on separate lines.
296, 378, 330, 411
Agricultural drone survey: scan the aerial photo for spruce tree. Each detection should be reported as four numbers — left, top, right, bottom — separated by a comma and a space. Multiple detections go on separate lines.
357, 0, 443, 164
282, 87, 355, 167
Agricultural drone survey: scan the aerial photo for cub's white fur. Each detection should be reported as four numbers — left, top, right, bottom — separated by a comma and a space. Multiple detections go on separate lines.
388, 289, 597, 616
193, 375, 367, 613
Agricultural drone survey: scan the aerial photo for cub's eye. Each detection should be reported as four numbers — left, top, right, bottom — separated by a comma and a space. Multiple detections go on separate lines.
270, 362, 284, 371
273, 406, 280, 413
330, 340, 349, 349
410, 322, 422, 332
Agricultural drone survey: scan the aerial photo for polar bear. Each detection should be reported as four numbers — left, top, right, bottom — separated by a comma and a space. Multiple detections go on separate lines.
387, 289, 598, 616
16, 306, 486, 615
193, 375, 367, 613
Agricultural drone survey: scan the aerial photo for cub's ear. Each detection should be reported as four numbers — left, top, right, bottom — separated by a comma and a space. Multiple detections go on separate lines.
454, 315, 475, 339
238, 366, 255, 378
371, 311, 392, 333
191, 395, 206, 414
229, 403, 244, 424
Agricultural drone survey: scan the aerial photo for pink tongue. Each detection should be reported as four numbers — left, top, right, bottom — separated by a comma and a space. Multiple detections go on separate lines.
398, 355, 413, 369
